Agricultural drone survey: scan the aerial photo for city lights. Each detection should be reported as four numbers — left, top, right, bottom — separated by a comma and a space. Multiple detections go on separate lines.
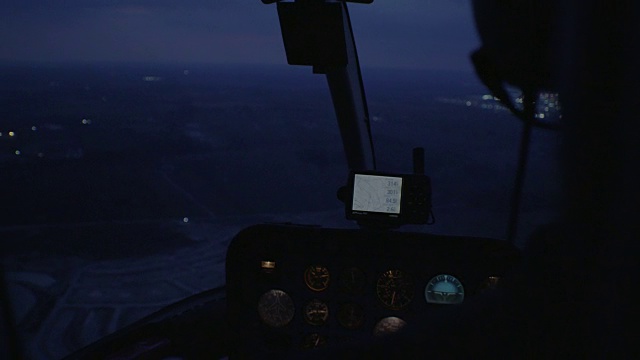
143, 76, 162, 82
437, 91, 562, 122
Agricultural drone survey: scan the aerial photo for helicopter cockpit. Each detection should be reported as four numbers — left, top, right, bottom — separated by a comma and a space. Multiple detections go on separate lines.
3, 0, 636, 358
16, 1, 523, 358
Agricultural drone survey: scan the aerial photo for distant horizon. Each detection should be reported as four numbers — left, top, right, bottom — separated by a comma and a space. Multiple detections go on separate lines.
0, 59, 478, 73
1, 1, 479, 72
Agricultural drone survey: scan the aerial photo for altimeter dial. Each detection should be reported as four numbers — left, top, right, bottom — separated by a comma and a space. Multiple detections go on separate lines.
376, 269, 414, 310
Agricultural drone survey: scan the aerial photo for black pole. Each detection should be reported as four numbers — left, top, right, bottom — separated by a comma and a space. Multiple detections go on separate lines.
506, 91, 536, 244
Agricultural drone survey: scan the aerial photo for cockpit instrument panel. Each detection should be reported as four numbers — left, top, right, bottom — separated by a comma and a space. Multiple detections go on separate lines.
226, 224, 519, 358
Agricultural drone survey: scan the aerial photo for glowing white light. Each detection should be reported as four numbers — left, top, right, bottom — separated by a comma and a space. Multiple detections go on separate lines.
15, 150, 21, 155
9, 131, 15, 137
539, 113, 545, 119
82, 119, 92, 125
466, 101, 472, 106
482, 95, 493, 100
183, 217, 189, 223
31, 126, 37, 131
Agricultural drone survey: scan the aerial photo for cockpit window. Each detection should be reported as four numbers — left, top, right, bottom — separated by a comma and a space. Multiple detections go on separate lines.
1, 1, 561, 358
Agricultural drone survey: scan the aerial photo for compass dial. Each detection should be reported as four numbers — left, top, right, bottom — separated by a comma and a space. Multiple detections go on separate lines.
376, 269, 414, 310
425, 274, 464, 304
303, 299, 329, 326
258, 289, 295, 327
304, 265, 330, 292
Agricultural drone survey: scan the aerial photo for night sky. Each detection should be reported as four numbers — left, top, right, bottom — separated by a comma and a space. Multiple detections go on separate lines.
1, 0, 479, 71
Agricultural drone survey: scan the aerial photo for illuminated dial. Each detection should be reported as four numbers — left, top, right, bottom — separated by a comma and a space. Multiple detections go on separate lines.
304, 265, 330, 292
376, 269, 415, 310
373, 316, 408, 337
425, 274, 464, 304
303, 299, 329, 326
339, 267, 366, 294
337, 302, 364, 330
258, 289, 295, 327
301, 333, 327, 349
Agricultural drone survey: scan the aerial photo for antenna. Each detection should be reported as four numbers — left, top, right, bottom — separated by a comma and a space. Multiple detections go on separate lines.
413, 147, 425, 175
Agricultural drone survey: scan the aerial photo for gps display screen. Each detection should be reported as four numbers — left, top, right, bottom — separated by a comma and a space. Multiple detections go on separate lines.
351, 174, 403, 215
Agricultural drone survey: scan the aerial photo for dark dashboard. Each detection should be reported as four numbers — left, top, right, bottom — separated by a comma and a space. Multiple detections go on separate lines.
226, 224, 520, 358
62, 223, 520, 359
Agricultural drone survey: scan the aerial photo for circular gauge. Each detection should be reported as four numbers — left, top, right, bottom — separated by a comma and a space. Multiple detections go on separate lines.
425, 274, 464, 304
301, 333, 327, 349
337, 302, 365, 330
304, 265, 330, 292
339, 267, 366, 294
373, 317, 408, 337
376, 269, 415, 310
303, 299, 329, 326
258, 289, 295, 327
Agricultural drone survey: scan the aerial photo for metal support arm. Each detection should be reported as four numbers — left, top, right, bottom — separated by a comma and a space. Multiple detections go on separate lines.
271, 0, 376, 171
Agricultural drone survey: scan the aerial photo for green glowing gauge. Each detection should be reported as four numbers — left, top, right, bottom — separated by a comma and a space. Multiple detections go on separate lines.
424, 274, 464, 304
